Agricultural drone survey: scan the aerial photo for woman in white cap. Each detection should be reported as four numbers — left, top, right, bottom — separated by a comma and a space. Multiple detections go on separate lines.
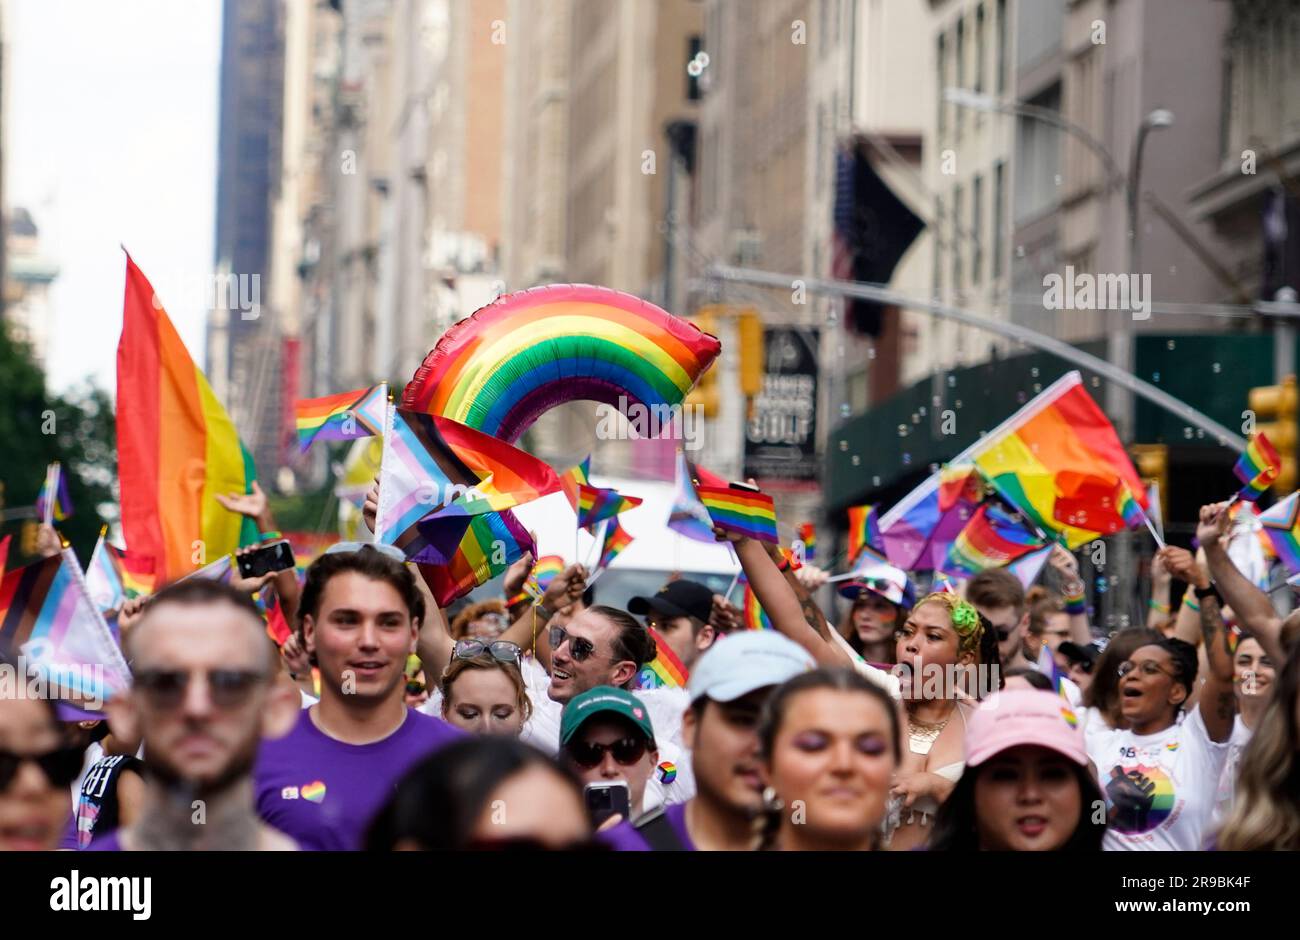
835, 562, 914, 666
925, 689, 1106, 851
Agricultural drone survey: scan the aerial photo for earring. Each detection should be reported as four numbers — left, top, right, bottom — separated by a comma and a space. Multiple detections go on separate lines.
762, 786, 784, 813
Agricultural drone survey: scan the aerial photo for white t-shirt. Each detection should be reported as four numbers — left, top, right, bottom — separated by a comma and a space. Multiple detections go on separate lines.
424, 656, 696, 813
1212, 716, 1252, 827
1080, 705, 1229, 851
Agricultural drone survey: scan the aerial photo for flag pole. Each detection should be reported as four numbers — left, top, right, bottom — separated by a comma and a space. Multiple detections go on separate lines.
1141, 513, 1166, 550
723, 544, 742, 602
372, 395, 395, 543
42, 462, 58, 527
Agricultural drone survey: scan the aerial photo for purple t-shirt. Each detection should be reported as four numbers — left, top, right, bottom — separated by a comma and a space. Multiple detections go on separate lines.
599, 802, 697, 851
84, 831, 122, 851
254, 706, 463, 851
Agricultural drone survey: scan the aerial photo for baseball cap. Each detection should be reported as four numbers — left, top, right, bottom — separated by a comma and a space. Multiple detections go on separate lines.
1057, 641, 1100, 669
559, 686, 656, 747
964, 689, 1088, 768
686, 631, 815, 704
837, 561, 915, 608
628, 579, 713, 625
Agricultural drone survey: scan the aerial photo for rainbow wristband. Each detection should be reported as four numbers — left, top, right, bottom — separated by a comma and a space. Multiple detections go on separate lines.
1064, 595, 1087, 616
1148, 599, 1170, 613
508, 592, 530, 608
1183, 597, 1200, 613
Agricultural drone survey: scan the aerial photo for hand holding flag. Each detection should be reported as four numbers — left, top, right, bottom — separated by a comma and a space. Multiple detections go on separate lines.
1233, 432, 1281, 503
697, 484, 779, 544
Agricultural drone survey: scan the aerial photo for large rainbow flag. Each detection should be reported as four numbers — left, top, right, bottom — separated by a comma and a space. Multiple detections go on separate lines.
738, 574, 773, 630
295, 383, 387, 452
419, 512, 536, 608
116, 255, 259, 582
0, 549, 132, 704
878, 372, 1146, 563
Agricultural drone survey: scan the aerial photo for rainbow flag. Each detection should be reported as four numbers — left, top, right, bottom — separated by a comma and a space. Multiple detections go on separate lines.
1052, 473, 1146, 535
36, 462, 73, 524
525, 555, 567, 598
1005, 543, 1054, 590
419, 512, 535, 608
294, 384, 387, 452
116, 254, 259, 582
697, 485, 779, 544
738, 575, 772, 630
846, 504, 881, 563
879, 372, 1146, 561
559, 456, 590, 513
107, 543, 156, 598
941, 503, 1049, 579
797, 522, 816, 562
1234, 433, 1281, 502
938, 464, 985, 512
595, 522, 634, 571
668, 450, 716, 542
1037, 643, 1070, 699
265, 592, 293, 646
375, 410, 561, 562
635, 624, 688, 689
0, 549, 132, 704
576, 483, 643, 530
1259, 491, 1300, 574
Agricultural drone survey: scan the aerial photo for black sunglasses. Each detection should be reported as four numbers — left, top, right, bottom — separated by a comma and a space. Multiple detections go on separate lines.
454, 638, 522, 665
566, 737, 647, 769
550, 625, 597, 663
133, 669, 268, 710
0, 744, 85, 791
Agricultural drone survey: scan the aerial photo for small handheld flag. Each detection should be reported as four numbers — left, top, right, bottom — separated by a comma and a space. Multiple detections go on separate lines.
1234, 433, 1281, 503
1259, 491, 1300, 574
575, 483, 642, 530
36, 462, 73, 525
846, 504, 880, 562
697, 484, 779, 544
796, 522, 816, 562
295, 384, 388, 452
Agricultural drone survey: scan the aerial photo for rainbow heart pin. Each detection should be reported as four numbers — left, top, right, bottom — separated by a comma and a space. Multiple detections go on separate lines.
301, 781, 327, 803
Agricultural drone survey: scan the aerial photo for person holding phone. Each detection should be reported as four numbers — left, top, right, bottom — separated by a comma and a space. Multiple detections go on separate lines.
560, 686, 659, 828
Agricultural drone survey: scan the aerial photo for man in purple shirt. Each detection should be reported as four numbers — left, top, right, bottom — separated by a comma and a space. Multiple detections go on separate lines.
600, 631, 813, 851
89, 578, 302, 851
254, 545, 463, 850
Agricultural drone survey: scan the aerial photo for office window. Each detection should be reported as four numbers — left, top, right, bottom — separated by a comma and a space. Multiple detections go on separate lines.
937, 34, 947, 138
972, 174, 983, 285
996, 0, 1007, 95
934, 196, 945, 294
955, 16, 966, 136
976, 4, 986, 95
993, 160, 1005, 279
952, 185, 963, 289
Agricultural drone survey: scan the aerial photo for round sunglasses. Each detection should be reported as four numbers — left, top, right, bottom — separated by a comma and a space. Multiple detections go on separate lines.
566, 737, 648, 769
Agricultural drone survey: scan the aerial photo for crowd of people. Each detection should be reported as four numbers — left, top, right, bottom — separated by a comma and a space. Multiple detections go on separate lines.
3, 480, 1299, 854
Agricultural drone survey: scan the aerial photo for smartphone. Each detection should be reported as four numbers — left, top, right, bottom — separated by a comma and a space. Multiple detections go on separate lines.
583, 781, 630, 828
236, 539, 296, 579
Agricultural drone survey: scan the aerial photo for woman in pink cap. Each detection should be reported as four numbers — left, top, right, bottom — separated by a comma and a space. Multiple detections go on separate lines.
926, 689, 1105, 851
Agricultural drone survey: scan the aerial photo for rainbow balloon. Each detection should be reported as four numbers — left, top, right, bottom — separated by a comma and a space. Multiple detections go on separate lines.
403, 284, 722, 443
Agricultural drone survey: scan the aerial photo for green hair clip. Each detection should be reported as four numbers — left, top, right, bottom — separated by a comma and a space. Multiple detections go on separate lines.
950, 601, 980, 636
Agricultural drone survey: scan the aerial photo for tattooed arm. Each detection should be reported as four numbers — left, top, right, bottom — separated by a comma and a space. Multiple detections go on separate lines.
761, 541, 835, 643
1195, 592, 1237, 743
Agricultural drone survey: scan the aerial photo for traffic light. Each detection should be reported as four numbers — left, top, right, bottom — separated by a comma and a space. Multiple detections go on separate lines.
685, 306, 720, 418
1248, 375, 1298, 493
736, 309, 764, 398
1130, 443, 1167, 521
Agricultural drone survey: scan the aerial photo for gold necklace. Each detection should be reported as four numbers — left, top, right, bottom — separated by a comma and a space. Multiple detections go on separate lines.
907, 714, 951, 755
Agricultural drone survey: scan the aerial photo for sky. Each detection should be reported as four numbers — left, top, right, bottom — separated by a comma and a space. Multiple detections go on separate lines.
6, 0, 222, 395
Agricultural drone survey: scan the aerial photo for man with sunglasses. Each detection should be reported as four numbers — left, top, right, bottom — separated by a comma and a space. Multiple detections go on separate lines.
89, 579, 301, 850
254, 544, 464, 850
601, 631, 815, 851
560, 686, 660, 824
966, 568, 1032, 668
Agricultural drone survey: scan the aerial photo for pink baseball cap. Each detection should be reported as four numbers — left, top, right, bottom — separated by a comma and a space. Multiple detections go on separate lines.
964, 689, 1088, 768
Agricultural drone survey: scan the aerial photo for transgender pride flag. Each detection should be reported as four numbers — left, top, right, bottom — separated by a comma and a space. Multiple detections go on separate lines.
0, 549, 132, 705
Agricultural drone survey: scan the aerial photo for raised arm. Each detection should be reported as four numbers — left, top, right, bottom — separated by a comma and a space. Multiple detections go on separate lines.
1146, 552, 1173, 632
496, 563, 588, 673
1192, 589, 1237, 744
726, 532, 849, 669
1047, 545, 1091, 644
1199, 502, 1287, 664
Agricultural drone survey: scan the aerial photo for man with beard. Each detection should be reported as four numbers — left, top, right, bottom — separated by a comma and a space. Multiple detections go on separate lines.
90, 579, 301, 850
254, 545, 463, 850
